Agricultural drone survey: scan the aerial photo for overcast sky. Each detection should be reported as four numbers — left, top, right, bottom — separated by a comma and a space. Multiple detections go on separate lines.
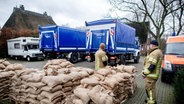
0, 0, 112, 28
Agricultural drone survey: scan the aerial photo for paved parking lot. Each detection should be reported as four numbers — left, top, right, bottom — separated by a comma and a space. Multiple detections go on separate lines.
7, 57, 175, 104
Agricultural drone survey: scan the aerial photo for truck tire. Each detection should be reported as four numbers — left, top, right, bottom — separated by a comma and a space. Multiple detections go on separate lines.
134, 54, 140, 63
120, 55, 126, 65
26, 56, 31, 61
71, 53, 78, 63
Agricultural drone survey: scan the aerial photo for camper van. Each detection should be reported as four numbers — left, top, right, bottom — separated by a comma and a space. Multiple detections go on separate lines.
7, 37, 44, 61
161, 36, 184, 82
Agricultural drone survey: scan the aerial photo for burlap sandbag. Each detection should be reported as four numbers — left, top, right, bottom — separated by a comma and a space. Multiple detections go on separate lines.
60, 61, 73, 68
62, 86, 72, 92
68, 71, 82, 81
26, 97, 39, 104
42, 74, 72, 87
88, 85, 103, 104
4, 63, 24, 71
104, 77, 119, 88
2, 61, 11, 66
26, 72, 44, 82
63, 81, 73, 87
122, 65, 136, 74
26, 82, 46, 90
76, 67, 94, 75
97, 68, 112, 76
0, 64, 5, 69
72, 98, 83, 104
40, 97, 62, 104
74, 87, 90, 104
40, 90, 64, 102
81, 77, 99, 86
116, 72, 131, 79
26, 93, 37, 99
25, 87, 42, 95
92, 74, 105, 81
15, 68, 38, 77
0, 71, 13, 77
41, 85, 63, 92
45, 68, 58, 76
20, 74, 32, 81
78, 71, 89, 78
47, 65, 61, 70
57, 68, 71, 74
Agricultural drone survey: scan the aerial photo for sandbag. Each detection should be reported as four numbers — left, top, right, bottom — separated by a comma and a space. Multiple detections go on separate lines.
97, 68, 112, 76
81, 77, 99, 86
40, 90, 64, 102
0, 64, 5, 69
41, 85, 63, 92
42, 74, 72, 87
74, 87, 90, 104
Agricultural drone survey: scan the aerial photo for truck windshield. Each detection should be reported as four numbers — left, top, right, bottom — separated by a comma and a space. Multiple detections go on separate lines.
165, 42, 184, 55
27, 45, 39, 50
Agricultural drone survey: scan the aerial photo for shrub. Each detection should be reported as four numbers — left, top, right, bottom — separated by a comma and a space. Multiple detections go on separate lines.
173, 69, 184, 104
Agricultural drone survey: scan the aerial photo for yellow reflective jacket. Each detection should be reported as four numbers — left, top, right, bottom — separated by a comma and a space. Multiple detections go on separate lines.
95, 49, 108, 70
143, 47, 163, 80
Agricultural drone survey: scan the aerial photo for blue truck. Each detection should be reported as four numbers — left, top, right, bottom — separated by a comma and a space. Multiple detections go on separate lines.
85, 19, 140, 65
39, 25, 86, 63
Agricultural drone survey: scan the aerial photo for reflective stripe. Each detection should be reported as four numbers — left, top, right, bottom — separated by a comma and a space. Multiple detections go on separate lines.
147, 58, 162, 79
148, 57, 157, 64
148, 90, 155, 104
143, 67, 150, 75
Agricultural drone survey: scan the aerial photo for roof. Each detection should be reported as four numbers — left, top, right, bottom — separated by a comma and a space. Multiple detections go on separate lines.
167, 36, 184, 43
3, 5, 56, 30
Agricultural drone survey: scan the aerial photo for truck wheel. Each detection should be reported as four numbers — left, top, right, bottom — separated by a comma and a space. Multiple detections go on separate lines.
134, 55, 140, 63
120, 55, 126, 65
26, 56, 31, 61
71, 53, 78, 63
161, 70, 166, 82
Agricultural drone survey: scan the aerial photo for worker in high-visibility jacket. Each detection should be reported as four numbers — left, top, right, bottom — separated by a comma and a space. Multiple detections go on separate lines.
142, 40, 163, 104
95, 43, 108, 70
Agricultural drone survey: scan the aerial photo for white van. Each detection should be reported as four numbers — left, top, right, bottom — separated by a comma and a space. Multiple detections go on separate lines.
7, 37, 44, 61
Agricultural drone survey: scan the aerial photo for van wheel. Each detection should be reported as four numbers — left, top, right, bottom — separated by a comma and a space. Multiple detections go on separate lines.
26, 56, 31, 61
71, 53, 78, 63
161, 70, 166, 82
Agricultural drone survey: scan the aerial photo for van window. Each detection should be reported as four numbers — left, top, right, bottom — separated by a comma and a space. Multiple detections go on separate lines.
27, 45, 39, 49
165, 42, 184, 55
14, 43, 20, 49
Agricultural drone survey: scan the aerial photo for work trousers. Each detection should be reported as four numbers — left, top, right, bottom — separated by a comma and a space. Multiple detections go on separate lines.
145, 77, 157, 104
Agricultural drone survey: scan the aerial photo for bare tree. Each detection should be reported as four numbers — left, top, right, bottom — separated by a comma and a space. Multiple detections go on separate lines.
109, 0, 184, 44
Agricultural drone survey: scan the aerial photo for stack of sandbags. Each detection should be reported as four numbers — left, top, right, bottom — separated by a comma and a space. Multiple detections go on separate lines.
67, 65, 137, 104
40, 59, 94, 104
10, 69, 45, 103
0, 59, 15, 100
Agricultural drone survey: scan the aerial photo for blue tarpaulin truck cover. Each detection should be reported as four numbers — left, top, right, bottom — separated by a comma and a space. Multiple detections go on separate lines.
85, 19, 136, 53
39, 25, 86, 52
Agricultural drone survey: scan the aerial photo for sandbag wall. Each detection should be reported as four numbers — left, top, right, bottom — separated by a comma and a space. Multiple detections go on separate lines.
0, 59, 13, 100
65, 65, 137, 104
0, 59, 137, 104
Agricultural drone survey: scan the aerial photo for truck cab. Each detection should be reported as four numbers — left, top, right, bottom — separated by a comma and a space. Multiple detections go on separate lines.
161, 36, 184, 82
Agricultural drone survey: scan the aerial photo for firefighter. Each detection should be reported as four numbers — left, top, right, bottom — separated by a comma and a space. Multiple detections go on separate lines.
95, 43, 108, 70
142, 40, 163, 104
